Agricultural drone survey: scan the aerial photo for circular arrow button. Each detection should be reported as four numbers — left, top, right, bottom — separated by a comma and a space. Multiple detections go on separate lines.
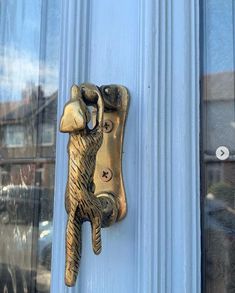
216, 146, 230, 161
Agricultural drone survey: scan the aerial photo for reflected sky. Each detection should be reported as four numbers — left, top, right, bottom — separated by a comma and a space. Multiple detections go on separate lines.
204, 0, 235, 73
0, 0, 60, 100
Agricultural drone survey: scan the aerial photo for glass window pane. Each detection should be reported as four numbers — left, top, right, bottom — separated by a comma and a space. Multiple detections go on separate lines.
5, 125, 25, 147
201, 1, 235, 292
0, 1, 60, 292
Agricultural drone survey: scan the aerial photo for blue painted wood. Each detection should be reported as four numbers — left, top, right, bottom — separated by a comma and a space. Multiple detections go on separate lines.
51, 0, 200, 292
170, 0, 201, 291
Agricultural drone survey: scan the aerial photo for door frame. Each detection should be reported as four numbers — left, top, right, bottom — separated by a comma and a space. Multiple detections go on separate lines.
51, 1, 200, 292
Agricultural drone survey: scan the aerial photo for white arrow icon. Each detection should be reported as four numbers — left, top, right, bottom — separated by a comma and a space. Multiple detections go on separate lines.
216, 146, 229, 161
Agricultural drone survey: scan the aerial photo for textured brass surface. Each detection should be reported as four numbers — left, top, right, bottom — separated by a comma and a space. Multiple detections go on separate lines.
59, 83, 129, 287
95, 85, 129, 221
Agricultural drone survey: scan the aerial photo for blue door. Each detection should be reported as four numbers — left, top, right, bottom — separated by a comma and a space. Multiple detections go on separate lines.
0, 0, 200, 292
51, 1, 200, 292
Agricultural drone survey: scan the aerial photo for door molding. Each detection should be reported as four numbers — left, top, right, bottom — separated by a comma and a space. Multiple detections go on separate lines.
51, 0, 200, 292
136, 1, 200, 292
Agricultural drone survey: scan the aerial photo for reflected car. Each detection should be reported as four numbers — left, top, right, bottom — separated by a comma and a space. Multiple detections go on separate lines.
205, 195, 235, 237
0, 185, 54, 292
0, 185, 53, 225
38, 220, 53, 271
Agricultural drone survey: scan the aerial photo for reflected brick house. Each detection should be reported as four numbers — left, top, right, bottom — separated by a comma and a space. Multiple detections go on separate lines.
203, 72, 235, 187
0, 85, 57, 290
0, 84, 57, 188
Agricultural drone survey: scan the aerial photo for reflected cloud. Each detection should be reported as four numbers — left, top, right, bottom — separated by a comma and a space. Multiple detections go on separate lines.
0, 46, 59, 100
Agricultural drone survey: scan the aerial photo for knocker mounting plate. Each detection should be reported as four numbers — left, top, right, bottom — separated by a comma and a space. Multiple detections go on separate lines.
94, 85, 129, 221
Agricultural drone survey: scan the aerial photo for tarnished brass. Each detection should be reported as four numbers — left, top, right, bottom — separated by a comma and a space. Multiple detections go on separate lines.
60, 83, 129, 287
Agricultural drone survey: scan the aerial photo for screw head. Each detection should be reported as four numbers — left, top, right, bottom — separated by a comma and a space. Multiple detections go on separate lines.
103, 120, 113, 133
100, 168, 113, 182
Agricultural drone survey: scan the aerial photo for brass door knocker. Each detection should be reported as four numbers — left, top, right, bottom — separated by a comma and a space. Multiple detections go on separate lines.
60, 83, 129, 286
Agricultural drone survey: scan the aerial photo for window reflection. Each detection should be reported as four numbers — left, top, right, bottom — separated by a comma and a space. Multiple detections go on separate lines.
0, 1, 60, 292
0, 85, 57, 293
202, 1, 235, 292
5, 125, 25, 147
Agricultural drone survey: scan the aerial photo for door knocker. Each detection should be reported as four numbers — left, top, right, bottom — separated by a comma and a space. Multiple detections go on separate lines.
60, 83, 129, 286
